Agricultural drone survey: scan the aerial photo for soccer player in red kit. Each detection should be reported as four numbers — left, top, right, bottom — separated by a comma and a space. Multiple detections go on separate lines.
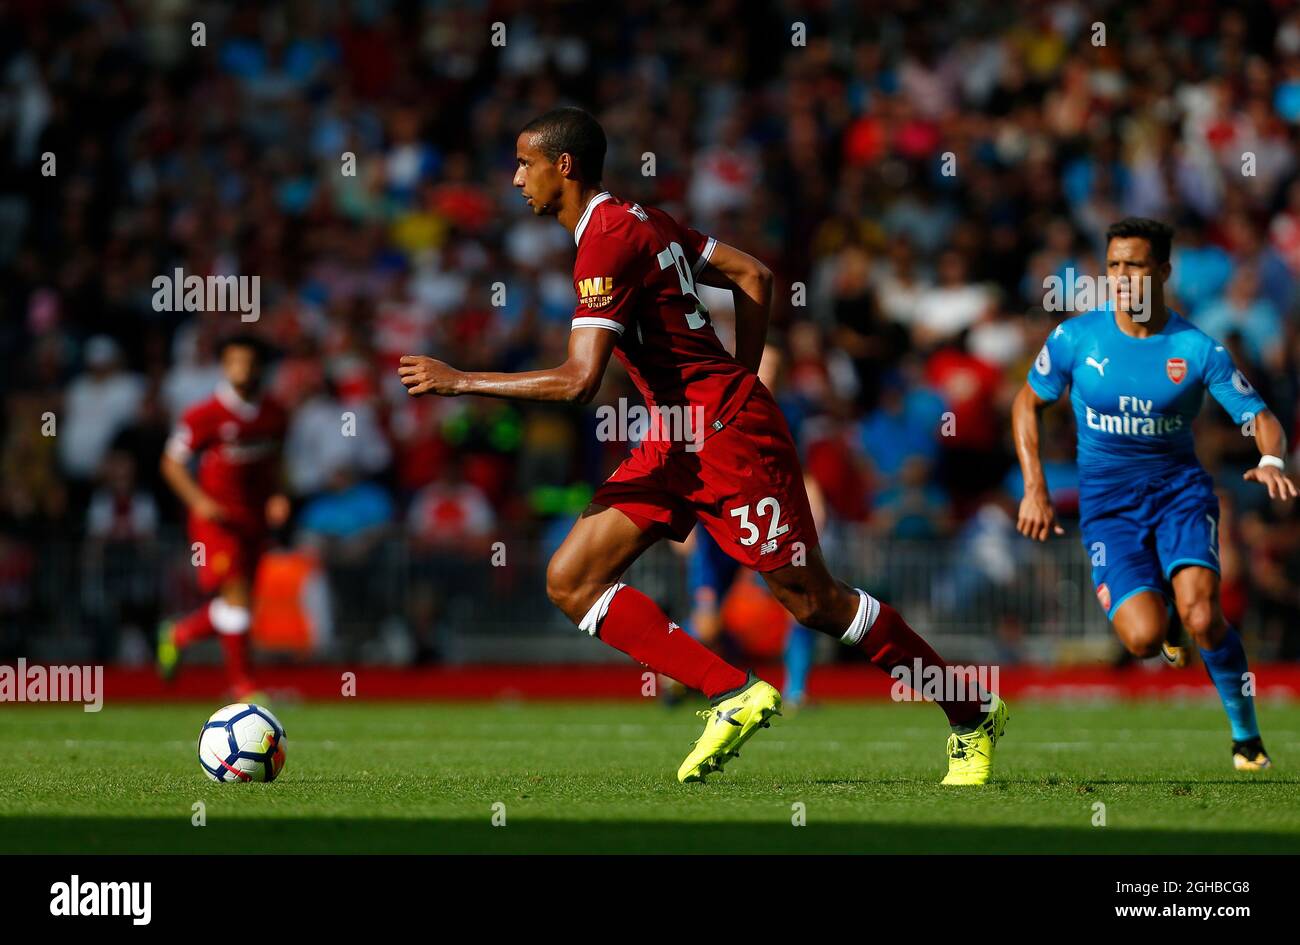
400, 108, 1008, 784
157, 335, 289, 699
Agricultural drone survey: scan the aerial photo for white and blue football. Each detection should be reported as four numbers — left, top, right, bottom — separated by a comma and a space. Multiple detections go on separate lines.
198, 703, 287, 783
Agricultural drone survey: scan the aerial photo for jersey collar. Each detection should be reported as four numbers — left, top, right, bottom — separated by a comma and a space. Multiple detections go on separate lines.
215, 380, 261, 420
574, 191, 613, 247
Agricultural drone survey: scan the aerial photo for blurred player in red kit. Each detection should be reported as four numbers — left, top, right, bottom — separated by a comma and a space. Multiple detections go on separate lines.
157, 335, 289, 699
399, 107, 1007, 784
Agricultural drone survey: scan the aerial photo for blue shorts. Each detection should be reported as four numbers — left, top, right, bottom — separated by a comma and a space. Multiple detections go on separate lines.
1079, 466, 1220, 620
687, 528, 741, 607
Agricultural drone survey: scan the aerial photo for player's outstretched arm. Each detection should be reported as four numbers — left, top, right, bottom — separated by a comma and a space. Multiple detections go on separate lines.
399, 325, 618, 404
1242, 409, 1299, 501
695, 241, 773, 375
1012, 383, 1065, 541
159, 452, 225, 522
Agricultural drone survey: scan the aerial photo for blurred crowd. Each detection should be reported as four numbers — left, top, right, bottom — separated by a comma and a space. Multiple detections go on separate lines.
3, 0, 1300, 658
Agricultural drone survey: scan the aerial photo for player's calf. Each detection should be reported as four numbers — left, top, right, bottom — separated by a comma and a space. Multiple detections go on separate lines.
546, 511, 751, 698
1168, 567, 1270, 769
757, 552, 858, 634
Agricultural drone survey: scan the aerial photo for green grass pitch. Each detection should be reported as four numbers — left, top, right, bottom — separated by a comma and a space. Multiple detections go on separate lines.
3, 700, 1300, 853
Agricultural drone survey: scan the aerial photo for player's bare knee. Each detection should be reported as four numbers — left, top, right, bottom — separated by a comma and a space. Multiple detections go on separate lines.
1124, 632, 1163, 659
1120, 622, 1165, 658
544, 554, 585, 620
1179, 599, 1222, 646
1115, 613, 1165, 658
1135, 639, 1163, 659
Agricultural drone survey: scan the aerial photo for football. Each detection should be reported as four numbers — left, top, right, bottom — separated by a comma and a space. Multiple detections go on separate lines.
197, 703, 287, 783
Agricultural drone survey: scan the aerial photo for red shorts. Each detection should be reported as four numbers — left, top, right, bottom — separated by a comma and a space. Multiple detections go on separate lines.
592, 386, 817, 571
189, 513, 268, 594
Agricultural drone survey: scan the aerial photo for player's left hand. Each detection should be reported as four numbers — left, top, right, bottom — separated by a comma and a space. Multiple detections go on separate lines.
399, 355, 463, 396
1243, 465, 1299, 501
265, 494, 291, 528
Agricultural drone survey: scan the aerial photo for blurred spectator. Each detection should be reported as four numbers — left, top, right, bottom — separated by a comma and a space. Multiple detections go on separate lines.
873, 238, 930, 327
857, 370, 946, 485
82, 446, 160, 661
912, 251, 995, 346
1195, 266, 1284, 369
297, 466, 394, 545
829, 243, 909, 410
1170, 225, 1234, 317
872, 456, 951, 540
285, 375, 392, 498
405, 458, 496, 662
925, 340, 1007, 510
296, 463, 395, 652
58, 337, 146, 495
407, 459, 497, 549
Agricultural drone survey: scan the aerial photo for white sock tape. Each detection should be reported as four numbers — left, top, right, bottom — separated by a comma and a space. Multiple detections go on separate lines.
209, 598, 251, 635
839, 589, 879, 646
578, 582, 626, 637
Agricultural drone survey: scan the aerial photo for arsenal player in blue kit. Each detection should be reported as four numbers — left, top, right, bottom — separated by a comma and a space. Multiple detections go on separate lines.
1014, 218, 1296, 770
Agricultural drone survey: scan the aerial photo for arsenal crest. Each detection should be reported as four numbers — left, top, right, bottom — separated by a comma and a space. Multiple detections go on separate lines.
1166, 357, 1187, 384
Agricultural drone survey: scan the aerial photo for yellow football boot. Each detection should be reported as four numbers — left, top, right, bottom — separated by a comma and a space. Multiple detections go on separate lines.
1160, 642, 1189, 668
941, 694, 1009, 786
677, 674, 782, 783
156, 619, 180, 682
1161, 611, 1190, 668
1232, 737, 1272, 771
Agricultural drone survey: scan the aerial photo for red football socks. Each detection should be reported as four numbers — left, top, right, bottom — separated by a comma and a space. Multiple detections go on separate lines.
173, 604, 216, 647
859, 600, 987, 727
218, 631, 253, 694
175, 600, 255, 694
597, 586, 747, 698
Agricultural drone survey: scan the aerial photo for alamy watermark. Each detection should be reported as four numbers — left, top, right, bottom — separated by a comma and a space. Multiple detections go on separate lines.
50, 875, 151, 925
1043, 269, 1153, 321
595, 398, 707, 452
152, 267, 260, 322
0, 659, 103, 712
889, 659, 999, 712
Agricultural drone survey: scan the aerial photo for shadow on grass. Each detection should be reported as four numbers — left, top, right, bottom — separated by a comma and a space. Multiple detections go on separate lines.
3, 817, 1298, 854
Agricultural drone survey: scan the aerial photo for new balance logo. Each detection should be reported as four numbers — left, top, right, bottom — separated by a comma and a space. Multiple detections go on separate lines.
1085, 356, 1109, 377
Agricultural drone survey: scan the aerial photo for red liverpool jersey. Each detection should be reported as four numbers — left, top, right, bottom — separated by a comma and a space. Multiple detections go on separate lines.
571, 193, 757, 443
164, 382, 287, 526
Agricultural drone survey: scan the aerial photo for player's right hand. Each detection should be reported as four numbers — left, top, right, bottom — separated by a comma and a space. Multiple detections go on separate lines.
399, 355, 463, 396
1017, 491, 1064, 541
192, 495, 226, 522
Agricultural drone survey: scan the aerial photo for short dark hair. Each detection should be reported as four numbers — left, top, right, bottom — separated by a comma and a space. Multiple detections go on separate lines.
1105, 217, 1175, 263
521, 107, 606, 182
218, 332, 272, 361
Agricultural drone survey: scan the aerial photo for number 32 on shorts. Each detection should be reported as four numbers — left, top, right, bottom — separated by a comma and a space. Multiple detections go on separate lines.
729, 497, 789, 547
